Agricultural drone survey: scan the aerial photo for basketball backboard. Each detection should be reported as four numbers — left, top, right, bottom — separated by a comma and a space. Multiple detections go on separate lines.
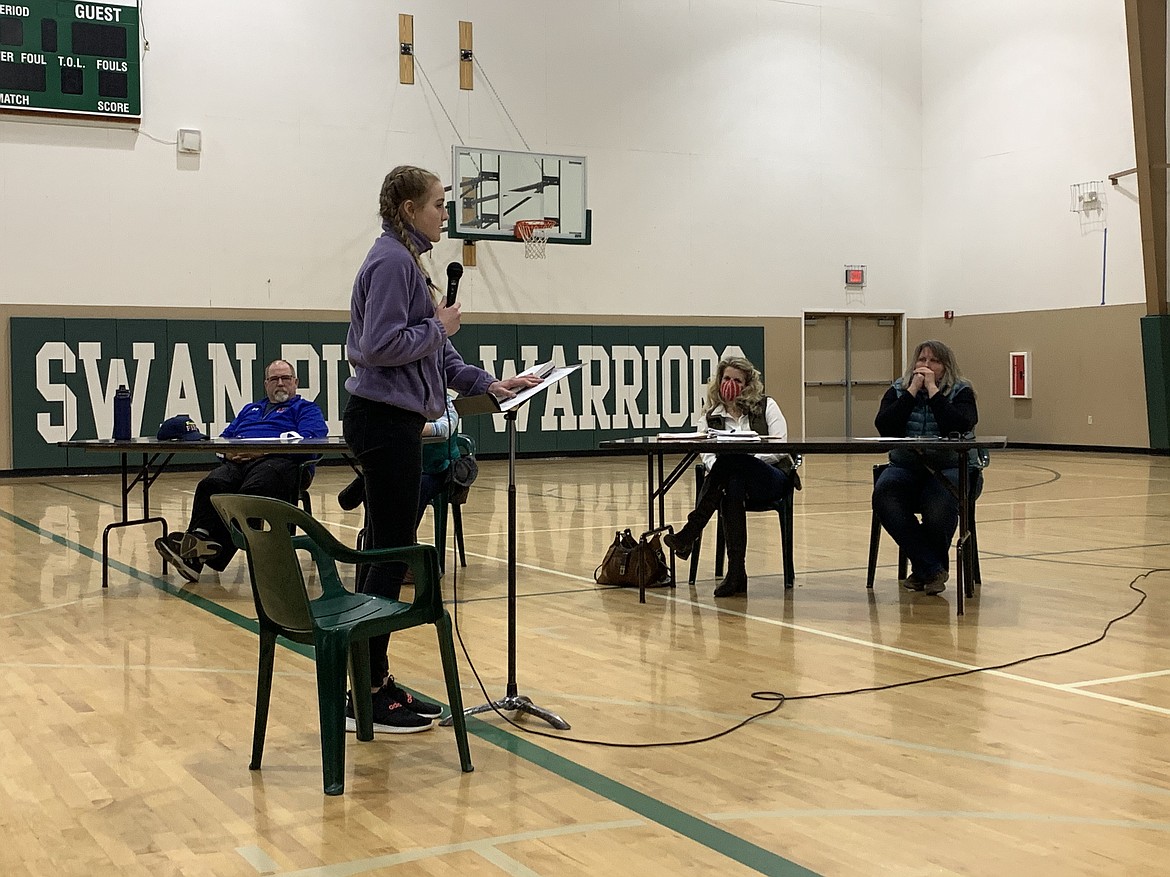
447, 146, 591, 245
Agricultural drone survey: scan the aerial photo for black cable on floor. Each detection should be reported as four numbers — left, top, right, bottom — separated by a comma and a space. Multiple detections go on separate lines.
446, 568, 1156, 749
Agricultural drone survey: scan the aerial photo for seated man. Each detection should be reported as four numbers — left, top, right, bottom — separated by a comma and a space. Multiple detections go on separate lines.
155, 359, 328, 582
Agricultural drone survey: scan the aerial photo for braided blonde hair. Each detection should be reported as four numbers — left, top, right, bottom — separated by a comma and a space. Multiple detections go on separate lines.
379, 165, 439, 292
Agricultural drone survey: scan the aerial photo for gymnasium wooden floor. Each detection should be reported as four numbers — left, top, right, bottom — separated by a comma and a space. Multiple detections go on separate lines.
1, 448, 1169, 876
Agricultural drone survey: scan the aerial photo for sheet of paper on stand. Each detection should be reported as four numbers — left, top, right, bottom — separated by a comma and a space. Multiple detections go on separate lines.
497, 363, 581, 411
455, 363, 584, 416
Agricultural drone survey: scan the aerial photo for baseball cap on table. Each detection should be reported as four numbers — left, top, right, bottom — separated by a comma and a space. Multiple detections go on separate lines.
157, 415, 207, 441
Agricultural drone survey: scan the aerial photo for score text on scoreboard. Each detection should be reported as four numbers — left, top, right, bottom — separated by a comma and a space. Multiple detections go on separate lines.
0, 1, 140, 122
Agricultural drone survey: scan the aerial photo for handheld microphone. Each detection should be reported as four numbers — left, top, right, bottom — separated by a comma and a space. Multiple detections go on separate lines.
445, 261, 464, 307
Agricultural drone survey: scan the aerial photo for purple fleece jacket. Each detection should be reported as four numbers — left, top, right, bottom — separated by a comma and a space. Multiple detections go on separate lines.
345, 224, 494, 417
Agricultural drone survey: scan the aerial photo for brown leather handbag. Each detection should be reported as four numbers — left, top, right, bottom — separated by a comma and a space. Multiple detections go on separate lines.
595, 529, 639, 585
628, 531, 671, 589
595, 528, 671, 591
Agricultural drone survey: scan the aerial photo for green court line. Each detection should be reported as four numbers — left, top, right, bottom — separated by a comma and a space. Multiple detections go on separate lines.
473, 723, 819, 876
0, 505, 819, 877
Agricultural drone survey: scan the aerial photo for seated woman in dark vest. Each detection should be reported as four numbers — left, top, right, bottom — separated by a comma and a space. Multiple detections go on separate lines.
664, 356, 794, 597
872, 339, 982, 596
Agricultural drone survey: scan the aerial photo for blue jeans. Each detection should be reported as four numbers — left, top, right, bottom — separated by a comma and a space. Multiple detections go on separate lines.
872, 463, 983, 579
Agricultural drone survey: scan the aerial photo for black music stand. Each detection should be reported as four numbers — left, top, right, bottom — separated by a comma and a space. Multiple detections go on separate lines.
445, 366, 579, 730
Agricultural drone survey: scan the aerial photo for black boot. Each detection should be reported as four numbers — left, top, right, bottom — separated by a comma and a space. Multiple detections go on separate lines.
338, 474, 365, 510
664, 522, 701, 560
664, 480, 724, 560
713, 565, 748, 597
713, 501, 749, 597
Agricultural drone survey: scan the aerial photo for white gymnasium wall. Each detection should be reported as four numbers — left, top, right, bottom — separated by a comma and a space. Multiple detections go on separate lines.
921, 0, 1141, 317
0, 0, 924, 317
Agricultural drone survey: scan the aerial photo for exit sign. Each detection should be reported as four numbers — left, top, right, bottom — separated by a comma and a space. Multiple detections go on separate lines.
0, 1, 141, 122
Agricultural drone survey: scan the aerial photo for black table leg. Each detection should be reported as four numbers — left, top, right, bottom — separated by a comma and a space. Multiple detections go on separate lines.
956, 458, 971, 615
101, 452, 170, 588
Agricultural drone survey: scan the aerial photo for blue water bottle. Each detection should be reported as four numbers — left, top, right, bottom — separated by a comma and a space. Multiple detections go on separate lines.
113, 385, 132, 441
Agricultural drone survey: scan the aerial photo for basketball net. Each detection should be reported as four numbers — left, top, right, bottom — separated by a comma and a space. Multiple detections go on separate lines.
515, 219, 557, 260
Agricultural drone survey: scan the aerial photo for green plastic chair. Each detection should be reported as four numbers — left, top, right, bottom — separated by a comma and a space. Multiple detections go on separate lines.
211, 494, 473, 796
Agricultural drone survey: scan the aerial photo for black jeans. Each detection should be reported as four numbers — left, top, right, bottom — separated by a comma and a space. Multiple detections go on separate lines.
688, 456, 792, 568
343, 394, 426, 688
705, 454, 792, 510
189, 456, 301, 571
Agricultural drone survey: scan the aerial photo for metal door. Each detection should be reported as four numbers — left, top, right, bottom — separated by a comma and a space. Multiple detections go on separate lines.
803, 314, 902, 437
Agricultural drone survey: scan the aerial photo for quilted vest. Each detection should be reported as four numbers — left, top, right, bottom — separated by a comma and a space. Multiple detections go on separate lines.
888, 379, 982, 469
748, 398, 794, 472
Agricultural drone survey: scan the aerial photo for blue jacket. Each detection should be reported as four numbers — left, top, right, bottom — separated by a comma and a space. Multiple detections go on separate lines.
345, 224, 494, 418
221, 395, 328, 440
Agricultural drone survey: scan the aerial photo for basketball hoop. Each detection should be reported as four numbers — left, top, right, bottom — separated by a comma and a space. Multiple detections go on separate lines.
514, 219, 557, 259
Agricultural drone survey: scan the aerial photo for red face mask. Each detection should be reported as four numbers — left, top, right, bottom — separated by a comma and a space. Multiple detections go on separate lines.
720, 378, 743, 403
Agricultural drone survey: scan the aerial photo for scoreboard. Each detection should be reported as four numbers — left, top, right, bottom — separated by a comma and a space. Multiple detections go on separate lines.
0, 1, 140, 121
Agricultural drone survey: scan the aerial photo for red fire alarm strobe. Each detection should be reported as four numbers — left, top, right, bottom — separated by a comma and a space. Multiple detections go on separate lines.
844, 266, 866, 287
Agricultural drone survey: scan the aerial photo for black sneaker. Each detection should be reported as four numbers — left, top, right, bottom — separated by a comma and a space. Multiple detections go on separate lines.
179, 530, 221, 561
345, 688, 433, 734
154, 534, 203, 583
383, 676, 444, 719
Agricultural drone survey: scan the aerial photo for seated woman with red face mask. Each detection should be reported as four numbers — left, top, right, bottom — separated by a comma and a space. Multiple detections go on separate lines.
663, 356, 794, 597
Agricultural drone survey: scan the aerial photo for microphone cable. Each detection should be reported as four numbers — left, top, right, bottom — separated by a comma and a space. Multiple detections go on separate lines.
445, 567, 1154, 749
